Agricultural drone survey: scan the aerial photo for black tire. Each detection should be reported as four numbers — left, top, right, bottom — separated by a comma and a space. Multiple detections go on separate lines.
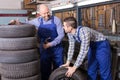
0, 24, 36, 38
0, 60, 40, 78
0, 37, 37, 50
49, 67, 87, 80
0, 49, 39, 63
1, 74, 40, 80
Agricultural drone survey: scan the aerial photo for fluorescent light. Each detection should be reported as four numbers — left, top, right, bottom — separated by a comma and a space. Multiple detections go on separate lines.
32, 11, 39, 15
77, 0, 112, 6
51, 4, 74, 11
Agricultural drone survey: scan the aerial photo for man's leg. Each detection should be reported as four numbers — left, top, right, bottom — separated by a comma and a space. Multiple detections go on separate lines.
40, 47, 52, 80
52, 45, 63, 70
96, 40, 112, 80
88, 44, 98, 80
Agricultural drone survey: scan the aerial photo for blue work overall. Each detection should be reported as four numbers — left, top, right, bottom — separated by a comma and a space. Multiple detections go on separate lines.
38, 16, 63, 80
76, 27, 112, 80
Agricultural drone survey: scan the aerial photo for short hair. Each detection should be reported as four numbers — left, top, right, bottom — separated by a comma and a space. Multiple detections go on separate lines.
63, 17, 77, 28
37, 4, 50, 13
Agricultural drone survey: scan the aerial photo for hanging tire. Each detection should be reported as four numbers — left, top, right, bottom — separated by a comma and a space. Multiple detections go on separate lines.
49, 67, 87, 80
0, 60, 40, 78
0, 49, 39, 63
0, 24, 36, 38
0, 37, 37, 50
1, 74, 40, 80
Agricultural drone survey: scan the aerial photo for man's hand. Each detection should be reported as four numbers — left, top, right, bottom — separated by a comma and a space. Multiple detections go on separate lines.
8, 19, 21, 25
15, 18, 21, 25
60, 61, 70, 67
8, 20, 16, 25
43, 37, 51, 49
65, 66, 77, 77
43, 42, 51, 49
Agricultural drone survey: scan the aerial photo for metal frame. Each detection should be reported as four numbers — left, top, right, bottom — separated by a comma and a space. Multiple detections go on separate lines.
52, 6, 81, 26
52, 0, 120, 27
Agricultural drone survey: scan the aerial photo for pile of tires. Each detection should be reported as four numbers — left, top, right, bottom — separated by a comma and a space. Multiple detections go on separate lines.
0, 24, 40, 80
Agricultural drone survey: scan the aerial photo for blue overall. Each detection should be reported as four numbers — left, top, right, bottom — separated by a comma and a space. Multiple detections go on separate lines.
38, 16, 63, 80
76, 27, 112, 80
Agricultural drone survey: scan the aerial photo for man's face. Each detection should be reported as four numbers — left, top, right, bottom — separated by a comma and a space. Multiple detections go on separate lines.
40, 8, 50, 20
63, 22, 72, 33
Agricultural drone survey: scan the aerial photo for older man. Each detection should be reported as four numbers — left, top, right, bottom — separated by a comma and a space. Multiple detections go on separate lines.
27, 4, 64, 80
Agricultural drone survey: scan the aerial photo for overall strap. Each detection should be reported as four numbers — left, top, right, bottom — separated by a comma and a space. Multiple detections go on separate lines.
39, 16, 54, 24
38, 17, 43, 26
51, 16, 54, 24
40, 18, 43, 24
77, 26, 82, 41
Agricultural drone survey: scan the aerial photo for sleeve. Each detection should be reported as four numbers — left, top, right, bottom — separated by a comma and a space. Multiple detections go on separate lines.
67, 34, 75, 62
74, 28, 90, 68
50, 16, 65, 46
27, 18, 40, 29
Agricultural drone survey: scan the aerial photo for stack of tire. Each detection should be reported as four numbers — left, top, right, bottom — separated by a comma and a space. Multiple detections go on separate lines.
0, 24, 40, 80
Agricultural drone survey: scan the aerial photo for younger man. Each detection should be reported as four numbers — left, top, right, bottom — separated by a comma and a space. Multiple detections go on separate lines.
61, 17, 112, 80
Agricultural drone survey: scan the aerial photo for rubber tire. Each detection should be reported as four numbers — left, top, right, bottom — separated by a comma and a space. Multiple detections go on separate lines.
0, 60, 40, 78
0, 24, 36, 38
0, 37, 37, 50
1, 74, 40, 80
49, 67, 87, 80
0, 49, 39, 63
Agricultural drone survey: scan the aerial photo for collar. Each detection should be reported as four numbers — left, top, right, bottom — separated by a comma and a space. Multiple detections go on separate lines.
73, 27, 78, 37
42, 15, 53, 21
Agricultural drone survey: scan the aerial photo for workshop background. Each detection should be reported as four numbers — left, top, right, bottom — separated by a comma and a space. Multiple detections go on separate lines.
0, 0, 120, 80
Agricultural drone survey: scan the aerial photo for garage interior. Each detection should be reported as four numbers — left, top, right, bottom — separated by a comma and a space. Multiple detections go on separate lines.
0, 0, 120, 80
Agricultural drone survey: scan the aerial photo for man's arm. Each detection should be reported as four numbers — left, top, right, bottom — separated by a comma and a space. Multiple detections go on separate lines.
27, 17, 40, 29
66, 33, 75, 62
74, 28, 90, 68
50, 16, 64, 46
